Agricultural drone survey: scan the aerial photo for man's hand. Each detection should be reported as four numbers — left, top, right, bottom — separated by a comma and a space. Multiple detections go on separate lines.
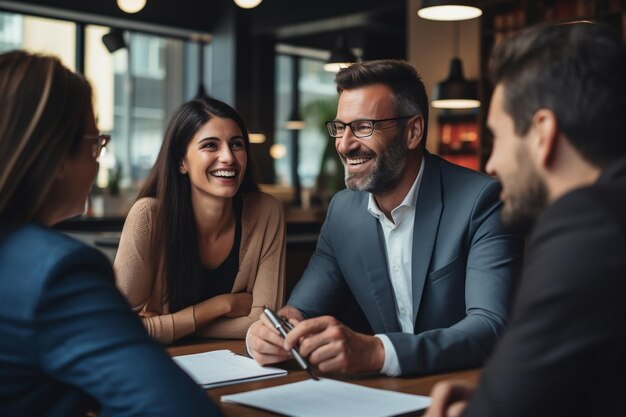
423, 380, 476, 417
283, 315, 384, 374
247, 305, 304, 365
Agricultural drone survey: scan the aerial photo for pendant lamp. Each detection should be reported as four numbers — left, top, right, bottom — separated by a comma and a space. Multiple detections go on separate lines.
432, 23, 480, 109
117, 0, 146, 14
248, 36, 266, 143
285, 56, 304, 130
285, 109, 305, 130
195, 40, 209, 98
418, 0, 482, 21
286, 56, 303, 207
234, 0, 262, 9
323, 34, 357, 73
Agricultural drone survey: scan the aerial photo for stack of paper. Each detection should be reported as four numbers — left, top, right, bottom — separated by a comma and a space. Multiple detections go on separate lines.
173, 350, 287, 388
221, 377, 432, 417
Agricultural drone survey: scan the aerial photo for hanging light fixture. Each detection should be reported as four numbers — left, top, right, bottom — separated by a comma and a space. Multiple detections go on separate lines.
285, 109, 305, 130
286, 55, 303, 207
234, 0, 262, 9
117, 0, 147, 14
417, 0, 482, 21
432, 23, 480, 109
248, 132, 266, 144
323, 34, 357, 73
248, 36, 266, 143
269, 144, 287, 159
195, 39, 209, 98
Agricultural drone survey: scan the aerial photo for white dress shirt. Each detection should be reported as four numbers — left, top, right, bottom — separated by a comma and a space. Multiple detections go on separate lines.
369, 157, 424, 376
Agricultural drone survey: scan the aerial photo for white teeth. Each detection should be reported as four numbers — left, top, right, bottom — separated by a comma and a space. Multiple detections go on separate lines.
347, 157, 369, 165
211, 170, 236, 178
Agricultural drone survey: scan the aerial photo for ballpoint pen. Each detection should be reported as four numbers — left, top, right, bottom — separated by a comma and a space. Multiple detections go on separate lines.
263, 306, 319, 381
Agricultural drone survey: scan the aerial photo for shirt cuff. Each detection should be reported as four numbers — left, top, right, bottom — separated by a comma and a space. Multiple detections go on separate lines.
244, 320, 260, 358
375, 334, 402, 376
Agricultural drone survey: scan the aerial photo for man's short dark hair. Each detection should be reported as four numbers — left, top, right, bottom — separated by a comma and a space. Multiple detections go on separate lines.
335, 59, 429, 149
490, 22, 626, 167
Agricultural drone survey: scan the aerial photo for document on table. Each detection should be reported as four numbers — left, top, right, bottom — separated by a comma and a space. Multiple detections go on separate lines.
221, 377, 432, 417
172, 350, 287, 389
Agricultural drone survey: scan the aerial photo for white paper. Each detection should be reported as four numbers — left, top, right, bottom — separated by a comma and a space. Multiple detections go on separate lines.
221, 377, 432, 417
173, 350, 287, 389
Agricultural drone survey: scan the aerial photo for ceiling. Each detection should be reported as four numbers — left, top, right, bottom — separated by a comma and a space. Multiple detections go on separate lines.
6, 0, 408, 57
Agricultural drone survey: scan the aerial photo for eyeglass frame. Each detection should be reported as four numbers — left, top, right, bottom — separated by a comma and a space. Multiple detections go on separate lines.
325, 115, 416, 139
83, 133, 111, 160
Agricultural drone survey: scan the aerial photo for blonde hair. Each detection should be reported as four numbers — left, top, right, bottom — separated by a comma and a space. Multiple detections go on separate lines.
0, 51, 92, 231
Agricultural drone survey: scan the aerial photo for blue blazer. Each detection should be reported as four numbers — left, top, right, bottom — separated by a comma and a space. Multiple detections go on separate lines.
0, 224, 221, 417
289, 152, 524, 375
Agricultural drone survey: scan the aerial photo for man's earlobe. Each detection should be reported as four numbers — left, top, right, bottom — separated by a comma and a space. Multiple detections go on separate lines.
407, 115, 424, 150
532, 109, 558, 166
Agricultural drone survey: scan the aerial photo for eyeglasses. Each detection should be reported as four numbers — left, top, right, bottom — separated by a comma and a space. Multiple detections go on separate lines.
83, 134, 110, 160
325, 115, 415, 139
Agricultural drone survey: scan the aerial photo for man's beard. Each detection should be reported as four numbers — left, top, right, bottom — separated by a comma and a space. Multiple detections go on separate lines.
501, 147, 549, 235
342, 133, 408, 194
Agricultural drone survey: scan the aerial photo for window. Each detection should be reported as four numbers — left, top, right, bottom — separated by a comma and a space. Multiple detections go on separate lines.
0, 10, 212, 217
86, 29, 186, 189
274, 54, 337, 188
0, 12, 75, 68
0, 12, 21, 51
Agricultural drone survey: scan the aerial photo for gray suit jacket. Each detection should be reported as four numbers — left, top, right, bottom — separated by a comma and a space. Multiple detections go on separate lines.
289, 152, 523, 375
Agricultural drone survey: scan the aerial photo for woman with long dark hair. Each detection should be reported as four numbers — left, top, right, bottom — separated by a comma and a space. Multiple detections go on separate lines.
114, 96, 285, 344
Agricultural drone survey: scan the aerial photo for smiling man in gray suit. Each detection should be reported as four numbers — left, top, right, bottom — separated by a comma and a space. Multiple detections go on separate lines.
247, 59, 523, 376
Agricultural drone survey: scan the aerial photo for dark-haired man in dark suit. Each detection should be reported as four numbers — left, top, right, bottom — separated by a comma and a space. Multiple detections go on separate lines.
426, 22, 626, 417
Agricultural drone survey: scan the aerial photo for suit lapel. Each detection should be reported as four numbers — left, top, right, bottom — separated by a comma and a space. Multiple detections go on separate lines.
355, 197, 402, 333
412, 153, 443, 323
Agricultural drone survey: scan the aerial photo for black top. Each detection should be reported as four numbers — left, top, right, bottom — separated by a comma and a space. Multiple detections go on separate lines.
200, 195, 242, 300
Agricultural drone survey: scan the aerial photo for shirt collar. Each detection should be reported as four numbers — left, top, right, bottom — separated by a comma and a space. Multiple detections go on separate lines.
367, 155, 425, 220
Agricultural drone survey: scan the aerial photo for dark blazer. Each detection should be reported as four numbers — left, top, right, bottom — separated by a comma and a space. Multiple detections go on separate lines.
0, 224, 222, 417
289, 152, 524, 375
463, 158, 626, 417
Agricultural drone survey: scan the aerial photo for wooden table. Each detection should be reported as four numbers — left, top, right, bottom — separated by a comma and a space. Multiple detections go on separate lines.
168, 339, 481, 417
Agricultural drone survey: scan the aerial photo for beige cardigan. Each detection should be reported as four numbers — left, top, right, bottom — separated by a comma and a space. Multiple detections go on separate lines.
113, 192, 286, 344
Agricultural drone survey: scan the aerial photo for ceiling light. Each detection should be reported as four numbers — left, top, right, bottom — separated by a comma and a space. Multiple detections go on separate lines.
432, 57, 480, 109
117, 0, 146, 14
432, 22, 480, 109
269, 144, 287, 159
285, 110, 305, 130
324, 34, 357, 73
249, 132, 266, 144
417, 0, 482, 21
234, 0, 263, 9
